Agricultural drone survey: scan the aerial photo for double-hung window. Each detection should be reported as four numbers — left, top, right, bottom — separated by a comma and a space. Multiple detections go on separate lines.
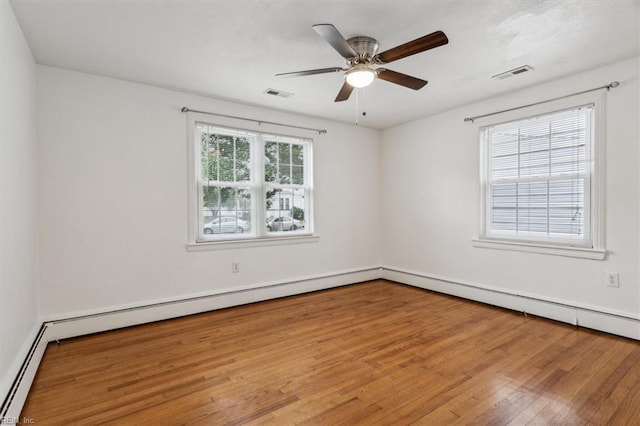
188, 118, 313, 246
476, 94, 605, 259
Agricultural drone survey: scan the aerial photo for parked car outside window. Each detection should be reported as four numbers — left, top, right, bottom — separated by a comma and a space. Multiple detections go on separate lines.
204, 217, 248, 234
267, 216, 298, 232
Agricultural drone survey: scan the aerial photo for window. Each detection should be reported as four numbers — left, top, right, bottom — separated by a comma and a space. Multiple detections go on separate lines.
189, 121, 313, 244
265, 137, 306, 233
476, 97, 605, 259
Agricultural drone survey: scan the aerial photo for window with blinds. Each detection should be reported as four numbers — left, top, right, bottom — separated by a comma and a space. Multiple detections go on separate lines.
481, 104, 594, 247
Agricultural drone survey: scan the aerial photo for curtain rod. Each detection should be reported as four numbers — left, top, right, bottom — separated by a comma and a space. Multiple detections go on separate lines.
463, 81, 619, 123
181, 107, 328, 135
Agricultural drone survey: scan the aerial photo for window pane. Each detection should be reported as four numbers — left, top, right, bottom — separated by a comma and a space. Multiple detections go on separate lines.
217, 137, 234, 181
550, 114, 587, 176
549, 179, 584, 235
278, 143, 291, 164
264, 162, 277, 183
292, 165, 304, 185
520, 123, 550, 154
516, 181, 548, 232
202, 186, 252, 235
292, 144, 304, 166
490, 128, 519, 180
218, 159, 234, 181
266, 188, 305, 233
202, 185, 221, 222
492, 154, 519, 179
264, 141, 305, 185
200, 130, 219, 182
200, 129, 252, 183
491, 183, 516, 231
235, 138, 251, 182
549, 208, 583, 235
550, 146, 586, 175
519, 149, 549, 177
279, 164, 291, 184
265, 142, 278, 183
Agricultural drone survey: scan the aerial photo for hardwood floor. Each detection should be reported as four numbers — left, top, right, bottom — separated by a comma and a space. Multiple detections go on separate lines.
21, 280, 640, 425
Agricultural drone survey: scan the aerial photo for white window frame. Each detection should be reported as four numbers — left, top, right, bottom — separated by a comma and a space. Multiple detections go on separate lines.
186, 113, 316, 250
472, 91, 606, 260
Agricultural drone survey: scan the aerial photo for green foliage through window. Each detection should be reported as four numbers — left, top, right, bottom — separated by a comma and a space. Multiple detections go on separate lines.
200, 128, 251, 183
264, 140, 305, 185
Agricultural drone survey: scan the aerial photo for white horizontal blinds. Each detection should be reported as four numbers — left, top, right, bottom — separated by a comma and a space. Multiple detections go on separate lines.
197, 123, 254, 237
487, 105, 593, 244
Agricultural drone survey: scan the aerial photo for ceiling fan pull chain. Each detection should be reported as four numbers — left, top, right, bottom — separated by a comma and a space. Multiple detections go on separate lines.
361, 88, 367, 118
355, 88, 360, 125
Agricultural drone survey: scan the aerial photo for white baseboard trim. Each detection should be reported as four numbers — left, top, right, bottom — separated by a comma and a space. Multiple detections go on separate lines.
381, 266, 640, 341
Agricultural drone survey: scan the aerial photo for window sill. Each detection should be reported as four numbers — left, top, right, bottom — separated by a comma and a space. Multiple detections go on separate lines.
471, 238, 606, 260
187, 234, 319, 251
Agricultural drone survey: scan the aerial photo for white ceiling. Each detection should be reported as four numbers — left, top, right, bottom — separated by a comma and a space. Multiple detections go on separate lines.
10, 0, 640, 129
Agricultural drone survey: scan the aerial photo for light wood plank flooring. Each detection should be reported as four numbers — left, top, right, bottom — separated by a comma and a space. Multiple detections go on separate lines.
21, 280, 640, 424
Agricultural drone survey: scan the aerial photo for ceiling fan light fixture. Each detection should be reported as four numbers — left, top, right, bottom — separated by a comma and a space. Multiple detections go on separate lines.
345, 64, 375, 88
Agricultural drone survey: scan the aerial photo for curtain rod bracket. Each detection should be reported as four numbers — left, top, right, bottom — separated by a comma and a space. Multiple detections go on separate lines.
464, 81, 620, 123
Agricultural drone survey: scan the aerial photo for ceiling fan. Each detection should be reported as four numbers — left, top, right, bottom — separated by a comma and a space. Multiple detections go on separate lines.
276, 24, 449, 102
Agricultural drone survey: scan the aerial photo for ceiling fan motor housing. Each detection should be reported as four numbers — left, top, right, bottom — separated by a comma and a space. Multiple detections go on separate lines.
346, 36, 379, 63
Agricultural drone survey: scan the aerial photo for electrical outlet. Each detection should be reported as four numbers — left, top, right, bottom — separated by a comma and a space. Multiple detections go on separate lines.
232, 262, 240, 273
606, 272, 619, 287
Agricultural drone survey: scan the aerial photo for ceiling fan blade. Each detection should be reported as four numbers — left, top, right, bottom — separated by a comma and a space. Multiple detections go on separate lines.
276, 67, 344, 78
334, 82, 354, 102
312, 24, 357, 59
375, 31, 448, 64
377, 69, 428, 90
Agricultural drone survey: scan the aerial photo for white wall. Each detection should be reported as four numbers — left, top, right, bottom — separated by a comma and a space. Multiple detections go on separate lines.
0, 0, 40, 402
382, 57, 640, 319
36, 66, 381, 319
34, 58, 640, 327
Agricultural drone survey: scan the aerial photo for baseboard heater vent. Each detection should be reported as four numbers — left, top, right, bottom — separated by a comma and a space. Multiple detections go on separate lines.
0, 323, 48, 418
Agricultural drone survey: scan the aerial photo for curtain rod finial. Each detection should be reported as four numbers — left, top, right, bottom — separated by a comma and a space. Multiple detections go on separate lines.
181, 107, 189, 113
464, 117, 474, 123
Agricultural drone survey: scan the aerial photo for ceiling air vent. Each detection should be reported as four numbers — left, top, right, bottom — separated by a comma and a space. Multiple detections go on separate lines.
264, 88, 293, 98
492, 65, 533, 80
